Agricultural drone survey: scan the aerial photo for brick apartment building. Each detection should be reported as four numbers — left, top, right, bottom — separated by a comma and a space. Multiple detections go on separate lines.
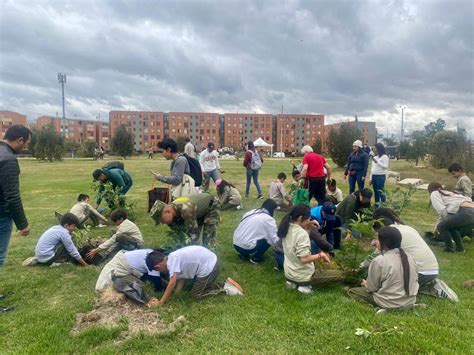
275, 114, 325, 153
0, 110, 27, 139
223, 113, 274, 150
168, 112, 220, 151
36, 116, 110, 148
323, 120, 377, 152
109, 111, 164, 152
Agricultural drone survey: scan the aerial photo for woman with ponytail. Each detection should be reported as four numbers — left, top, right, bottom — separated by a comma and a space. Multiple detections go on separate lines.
279, 205, 344, 294
428, 182, 474, 253
348, 226, 419, 310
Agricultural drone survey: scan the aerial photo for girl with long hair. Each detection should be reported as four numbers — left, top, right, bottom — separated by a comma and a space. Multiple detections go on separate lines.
428, 182, 474, 253
216, 179, 242, 210
279, 205, 344, 294
348, 226, 419, 310
370, 143, 389, 207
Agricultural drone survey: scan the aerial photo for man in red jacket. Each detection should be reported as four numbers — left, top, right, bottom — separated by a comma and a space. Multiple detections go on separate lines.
0, 125, 31, 313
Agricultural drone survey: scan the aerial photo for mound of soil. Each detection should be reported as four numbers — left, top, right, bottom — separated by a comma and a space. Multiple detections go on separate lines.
72, 288, 186, 340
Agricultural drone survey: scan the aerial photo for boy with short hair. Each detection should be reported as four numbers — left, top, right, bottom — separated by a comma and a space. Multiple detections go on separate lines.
69, 193, 108, 228
326, 179, 343, 205
270, 172, 292, 211
32, 213, 88, 266
86, 209, 143, 260
448, 163, 472, 199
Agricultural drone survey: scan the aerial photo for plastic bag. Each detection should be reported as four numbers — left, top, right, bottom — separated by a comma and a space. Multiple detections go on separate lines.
112, 275, 149, 305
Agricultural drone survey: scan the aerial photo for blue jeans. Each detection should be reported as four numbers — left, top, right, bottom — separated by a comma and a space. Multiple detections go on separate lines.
348, 172, 365, 193
372, 175, 386, 205
234, 239, 270, 262
245, 169, 262, 196
0, 216, 14, 268
203, 169, 219, 191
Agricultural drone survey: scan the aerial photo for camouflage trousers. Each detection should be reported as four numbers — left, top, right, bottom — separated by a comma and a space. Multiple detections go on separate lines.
196, 197, 220, 248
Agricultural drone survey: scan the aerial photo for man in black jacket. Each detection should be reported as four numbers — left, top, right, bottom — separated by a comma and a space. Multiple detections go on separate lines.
0, 125, 31, 313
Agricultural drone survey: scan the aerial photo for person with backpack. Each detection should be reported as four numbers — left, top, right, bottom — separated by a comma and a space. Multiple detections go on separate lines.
150, 193, 220, 248
92, 162, 133, 210
243, 141, 263, 199
152, 138, 202, 199
200, 142, 222, 192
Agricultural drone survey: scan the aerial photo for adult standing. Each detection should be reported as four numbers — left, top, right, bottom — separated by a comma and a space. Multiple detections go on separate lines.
0, 125, 31, 313
243, 141, 263, 199
184, 137, 196, 158
200, 142, 222, 192
344, 140, 369, 193
370, 143, 389, 207
300, 145, 332, 205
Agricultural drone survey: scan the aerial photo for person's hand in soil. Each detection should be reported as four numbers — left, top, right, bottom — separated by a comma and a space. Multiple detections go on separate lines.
318, 251, 331, 264
360, 279, 368, 288
86, 248, 100, 260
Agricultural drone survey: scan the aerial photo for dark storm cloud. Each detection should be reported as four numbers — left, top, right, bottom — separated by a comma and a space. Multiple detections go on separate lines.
0, 0, 472, 136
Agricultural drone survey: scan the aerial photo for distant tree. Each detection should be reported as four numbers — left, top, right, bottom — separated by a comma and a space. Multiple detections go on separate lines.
382, 136, 398, 146
78, 141, 96, 158
424, 118, 446, 139
430, 130, 470, 169
408, 130, 428, 166
311, 136, 323, 154
28, 128, 38, 156
33, 125, 66, 162
398, 140, 410, 159
328, 123, 362, 167
111, 125, 133, 159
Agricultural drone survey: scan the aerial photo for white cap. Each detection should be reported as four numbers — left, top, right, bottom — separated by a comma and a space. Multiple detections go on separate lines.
352, 140, 363, 148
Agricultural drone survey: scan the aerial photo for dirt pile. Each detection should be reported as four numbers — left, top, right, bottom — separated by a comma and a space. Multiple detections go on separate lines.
72, 288, 186, 340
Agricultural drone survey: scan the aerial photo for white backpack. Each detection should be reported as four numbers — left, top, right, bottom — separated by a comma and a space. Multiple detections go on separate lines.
250, 151, 262, 170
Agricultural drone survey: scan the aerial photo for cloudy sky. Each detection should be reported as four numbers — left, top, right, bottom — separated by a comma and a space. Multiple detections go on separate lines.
1, 0, 473, 138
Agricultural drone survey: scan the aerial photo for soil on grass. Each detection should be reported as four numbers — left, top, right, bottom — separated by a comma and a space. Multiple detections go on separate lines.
72, 288, 186, 340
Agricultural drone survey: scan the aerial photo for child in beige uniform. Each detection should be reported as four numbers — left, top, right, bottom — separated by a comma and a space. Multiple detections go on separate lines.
348, 226, 419, 311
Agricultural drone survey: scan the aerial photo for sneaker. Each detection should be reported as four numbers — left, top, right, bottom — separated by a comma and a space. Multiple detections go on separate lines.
257, 194, 264, 199
97, 224, 107, 228
50, 262, 62, 268
375, 308, 387, 314
286, 281, 297, 290
297, 285, 314, 294
22, 256, 38, 267
433, 279, 459, 302
249, 257, 261, 265
0, 306, 15, 314
236, 205, 242, 210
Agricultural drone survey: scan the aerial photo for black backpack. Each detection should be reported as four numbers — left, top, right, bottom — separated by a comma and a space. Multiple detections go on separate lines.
102, 161, 125, 171
183, 154, 203, 187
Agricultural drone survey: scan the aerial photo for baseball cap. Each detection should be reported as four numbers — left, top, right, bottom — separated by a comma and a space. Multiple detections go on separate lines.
322, 202, 336, 221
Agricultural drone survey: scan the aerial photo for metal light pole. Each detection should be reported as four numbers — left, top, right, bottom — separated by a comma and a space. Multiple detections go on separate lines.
398, 105, 406, 141
58, 73, 67, 137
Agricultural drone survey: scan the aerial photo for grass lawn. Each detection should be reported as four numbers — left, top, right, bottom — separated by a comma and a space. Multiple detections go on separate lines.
1, 156, 473, 353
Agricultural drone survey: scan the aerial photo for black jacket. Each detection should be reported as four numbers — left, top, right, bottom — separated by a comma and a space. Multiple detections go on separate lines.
0, 141, 28, 229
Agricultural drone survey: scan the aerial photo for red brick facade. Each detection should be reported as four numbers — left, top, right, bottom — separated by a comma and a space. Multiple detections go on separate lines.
0, 110, 27, 139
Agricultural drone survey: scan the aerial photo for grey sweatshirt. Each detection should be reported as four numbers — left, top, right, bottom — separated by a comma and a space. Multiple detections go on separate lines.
35, 225, 81, 262
158, 155, 190, 186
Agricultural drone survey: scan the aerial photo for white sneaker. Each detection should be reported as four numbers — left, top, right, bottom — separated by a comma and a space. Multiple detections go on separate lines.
286, 281, 297, 290
49, 262, 62, 268
97, 224, 107, 228
236, 205, 242, 210
22, 256, 38, 267
433, 279, 459, 302
223, 277, 244, 296
297, 285, 314, 294
375, 308, 387, 314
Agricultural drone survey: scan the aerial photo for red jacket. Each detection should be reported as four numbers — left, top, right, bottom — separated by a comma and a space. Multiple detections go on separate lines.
243, 149, 263, 169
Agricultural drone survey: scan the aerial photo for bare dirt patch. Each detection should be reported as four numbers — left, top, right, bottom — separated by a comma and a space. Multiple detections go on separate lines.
72, 288, 186, 340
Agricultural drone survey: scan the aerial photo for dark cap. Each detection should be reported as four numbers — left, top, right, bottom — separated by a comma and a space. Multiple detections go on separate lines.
322, 202, 336, 221
207, 142, 215, 149
361, 188, 373, 203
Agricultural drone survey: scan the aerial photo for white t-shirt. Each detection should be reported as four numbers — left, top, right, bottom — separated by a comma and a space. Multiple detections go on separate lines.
167, 246, 217, 279
233, 209, 279, 250
370, 154, 389, 177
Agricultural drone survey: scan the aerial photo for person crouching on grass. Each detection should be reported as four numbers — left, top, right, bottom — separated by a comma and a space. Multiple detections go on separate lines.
146, 245, 243, 306
216, 179, 242, 210
279, 205, 344, 294
24, 213, 88, 267
86, 209, 143, 261
347, 226, 419, 312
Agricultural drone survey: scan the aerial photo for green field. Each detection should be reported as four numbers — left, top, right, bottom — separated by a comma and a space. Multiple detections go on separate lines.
1, 157, 473, 353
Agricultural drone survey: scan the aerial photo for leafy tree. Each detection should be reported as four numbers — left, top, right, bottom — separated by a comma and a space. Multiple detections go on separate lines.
111, 125, 134, 159
327, 122, 362, 167
311, 136, 323, 154
430, 130, 470, 169
33, 125, 66, 162
424, 118, 446, 139
382, 135, 398, 146
78, 141, 96, 158
27, 128, 38, 156
408, 130, 428, 166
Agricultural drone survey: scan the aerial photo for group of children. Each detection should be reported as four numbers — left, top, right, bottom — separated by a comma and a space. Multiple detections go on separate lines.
20, 154, 471, 313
